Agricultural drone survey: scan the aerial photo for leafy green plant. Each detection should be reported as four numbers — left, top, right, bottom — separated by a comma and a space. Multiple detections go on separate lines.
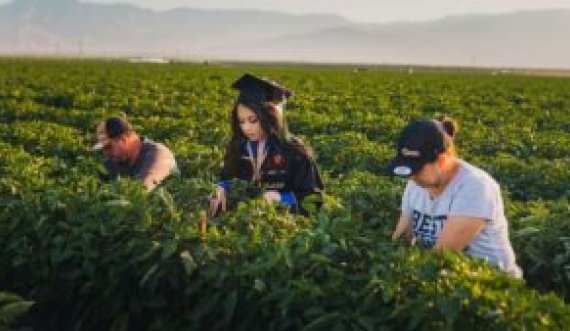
0, 292, 33, 330
0, 58, 569, 330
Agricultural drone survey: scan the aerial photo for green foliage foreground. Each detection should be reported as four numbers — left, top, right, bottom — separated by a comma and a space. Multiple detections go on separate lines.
0, 291, 33, 330
0, 59, 569, 330
2, 179, 569, 330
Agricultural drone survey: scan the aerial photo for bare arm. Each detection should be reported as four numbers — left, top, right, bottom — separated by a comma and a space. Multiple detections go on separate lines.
434, 216, 485, 251
392, 214, 414, 244
140, 148, 177, 190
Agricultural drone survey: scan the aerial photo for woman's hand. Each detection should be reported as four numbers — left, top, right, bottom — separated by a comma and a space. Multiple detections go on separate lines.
392, 214, 415, 245
262, 190, 281, 203
209, 187, 227, 216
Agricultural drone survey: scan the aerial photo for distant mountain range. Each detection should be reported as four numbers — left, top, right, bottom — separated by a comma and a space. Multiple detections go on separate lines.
1, 0, 569, 68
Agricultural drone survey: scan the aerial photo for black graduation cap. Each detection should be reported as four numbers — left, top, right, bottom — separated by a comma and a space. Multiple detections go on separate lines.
231, 73, 292, 106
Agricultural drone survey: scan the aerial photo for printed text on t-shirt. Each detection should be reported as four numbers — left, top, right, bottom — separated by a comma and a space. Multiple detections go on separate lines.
412, 209, 448, 248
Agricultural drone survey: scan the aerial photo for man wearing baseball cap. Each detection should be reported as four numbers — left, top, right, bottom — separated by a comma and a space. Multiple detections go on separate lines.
388, 118, 522, 278
93, 117, 177, 190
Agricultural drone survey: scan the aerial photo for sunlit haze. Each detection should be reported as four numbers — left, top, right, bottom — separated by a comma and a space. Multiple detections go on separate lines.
3, 0, 570, 23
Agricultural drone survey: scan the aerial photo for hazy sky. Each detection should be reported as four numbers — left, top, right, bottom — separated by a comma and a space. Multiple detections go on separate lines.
4, 0, 570, 23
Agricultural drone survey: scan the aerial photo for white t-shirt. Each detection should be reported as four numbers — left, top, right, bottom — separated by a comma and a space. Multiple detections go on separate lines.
401, 160, 522, 278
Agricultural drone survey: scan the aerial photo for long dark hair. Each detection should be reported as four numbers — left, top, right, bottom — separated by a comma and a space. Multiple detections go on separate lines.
223, 101, 313, 177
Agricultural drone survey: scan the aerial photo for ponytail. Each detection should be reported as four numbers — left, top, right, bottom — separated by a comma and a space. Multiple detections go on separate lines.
440, 117, 459, 139
439, 117, 459, 157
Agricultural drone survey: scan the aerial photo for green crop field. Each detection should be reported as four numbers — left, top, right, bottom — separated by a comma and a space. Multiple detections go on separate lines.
0, 58, 569, 330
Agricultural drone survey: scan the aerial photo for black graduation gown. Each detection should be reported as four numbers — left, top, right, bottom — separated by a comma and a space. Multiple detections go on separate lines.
220, 137, 324, 215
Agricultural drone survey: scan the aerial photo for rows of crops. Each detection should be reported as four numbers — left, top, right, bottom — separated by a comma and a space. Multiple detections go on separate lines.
0, 58, 569, 330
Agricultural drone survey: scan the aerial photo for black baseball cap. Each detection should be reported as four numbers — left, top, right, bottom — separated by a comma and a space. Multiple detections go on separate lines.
232, 73, 292, 106
93, 117, 133, 150
387, 119, 447, 177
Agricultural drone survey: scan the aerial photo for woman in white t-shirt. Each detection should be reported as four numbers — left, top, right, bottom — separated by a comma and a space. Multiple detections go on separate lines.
388, 118, 522, 278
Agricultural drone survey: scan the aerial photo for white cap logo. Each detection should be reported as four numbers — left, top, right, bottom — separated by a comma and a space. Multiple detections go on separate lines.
393, 166, 412, 176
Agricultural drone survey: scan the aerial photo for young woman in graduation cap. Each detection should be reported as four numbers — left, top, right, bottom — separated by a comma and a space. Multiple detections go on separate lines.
209, 73, 324, 216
